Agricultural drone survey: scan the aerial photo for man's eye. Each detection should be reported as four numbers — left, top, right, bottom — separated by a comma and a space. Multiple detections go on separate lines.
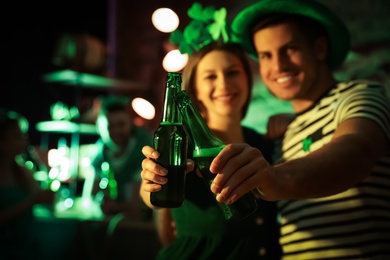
227, 70, 240, 76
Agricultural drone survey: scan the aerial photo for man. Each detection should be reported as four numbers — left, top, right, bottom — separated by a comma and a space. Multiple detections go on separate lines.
207, 0, 390, 258
92, 96, 152, 220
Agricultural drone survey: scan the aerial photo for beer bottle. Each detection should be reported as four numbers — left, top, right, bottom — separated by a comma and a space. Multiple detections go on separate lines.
174, 90, 257, 222
150, 72, 188, 208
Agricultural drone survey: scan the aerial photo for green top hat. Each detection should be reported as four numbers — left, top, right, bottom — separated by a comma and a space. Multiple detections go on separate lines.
231, 0, 350, 70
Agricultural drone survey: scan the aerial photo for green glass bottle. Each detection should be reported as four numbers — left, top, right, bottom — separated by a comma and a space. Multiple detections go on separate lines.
150, 72, 188, 208
174, 90, 258, 222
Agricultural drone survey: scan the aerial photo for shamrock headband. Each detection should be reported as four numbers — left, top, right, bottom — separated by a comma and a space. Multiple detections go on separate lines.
169, 2, 231, 55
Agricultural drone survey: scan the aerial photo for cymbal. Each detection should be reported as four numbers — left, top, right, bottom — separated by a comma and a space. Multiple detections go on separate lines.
42, 69, 148, 90
35, 120, 98, 135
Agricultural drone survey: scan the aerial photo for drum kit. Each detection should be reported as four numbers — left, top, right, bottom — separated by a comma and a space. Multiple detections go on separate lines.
38, 68, 148, 134
36, 69, 148, 198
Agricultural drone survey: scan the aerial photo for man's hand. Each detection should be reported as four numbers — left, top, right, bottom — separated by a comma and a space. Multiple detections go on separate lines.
209, 143, 276, 204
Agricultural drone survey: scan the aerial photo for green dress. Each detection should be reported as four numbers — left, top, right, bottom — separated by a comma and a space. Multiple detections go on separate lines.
157, 127, 282, 260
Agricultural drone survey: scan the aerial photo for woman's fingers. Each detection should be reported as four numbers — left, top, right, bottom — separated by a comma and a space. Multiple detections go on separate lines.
141, 158, 167, 182
141, 146, 195, 193
142, 145, 160, 159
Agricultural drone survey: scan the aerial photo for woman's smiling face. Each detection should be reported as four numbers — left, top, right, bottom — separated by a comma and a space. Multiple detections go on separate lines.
194, 50, 249, 119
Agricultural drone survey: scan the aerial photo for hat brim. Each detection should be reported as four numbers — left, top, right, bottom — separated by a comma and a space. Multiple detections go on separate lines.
231, 0, 350, 70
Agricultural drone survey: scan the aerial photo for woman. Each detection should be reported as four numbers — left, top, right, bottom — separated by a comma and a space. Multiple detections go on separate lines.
140, 41, 291, 259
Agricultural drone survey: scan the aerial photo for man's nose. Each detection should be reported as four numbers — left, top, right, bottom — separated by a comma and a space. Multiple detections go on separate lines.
273, 53, 290, 72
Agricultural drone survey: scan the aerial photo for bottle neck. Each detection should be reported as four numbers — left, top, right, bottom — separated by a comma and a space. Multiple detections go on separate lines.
176, 91, 225, 154
161, 73, 182, 124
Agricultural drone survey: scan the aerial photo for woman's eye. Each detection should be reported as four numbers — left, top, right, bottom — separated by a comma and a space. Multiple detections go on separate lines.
258, 53, 270, 60
205, 74, 216, 80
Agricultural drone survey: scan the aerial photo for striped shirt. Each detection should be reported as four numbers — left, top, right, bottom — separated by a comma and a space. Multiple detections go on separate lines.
274, 80, 390, 259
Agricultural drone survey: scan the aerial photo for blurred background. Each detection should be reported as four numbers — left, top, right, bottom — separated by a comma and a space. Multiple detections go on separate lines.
2, 0, 390, 259
3, 0, 389, 146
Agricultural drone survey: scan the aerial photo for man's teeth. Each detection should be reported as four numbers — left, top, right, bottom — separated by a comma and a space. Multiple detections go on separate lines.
276, 76, 291, 83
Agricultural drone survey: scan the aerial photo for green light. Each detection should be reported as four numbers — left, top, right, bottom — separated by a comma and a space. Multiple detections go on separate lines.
242, 84, 293, 134
42, 69, 118, 88
101, 161, 110, 172
33, 171, 48, 182
50, 180, 61, 192
24, 161, 35, 170
64, 198, 74, 208
108, 179, 118, 200
99, 178, 109, 189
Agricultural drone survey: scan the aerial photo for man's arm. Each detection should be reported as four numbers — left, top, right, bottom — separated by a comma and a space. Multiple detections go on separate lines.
210, 117, 388, 203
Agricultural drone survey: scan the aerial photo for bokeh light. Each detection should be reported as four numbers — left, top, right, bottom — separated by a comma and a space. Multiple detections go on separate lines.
152, 8, 179, 33
132, 97, 155, 120
162, 49, 188, 72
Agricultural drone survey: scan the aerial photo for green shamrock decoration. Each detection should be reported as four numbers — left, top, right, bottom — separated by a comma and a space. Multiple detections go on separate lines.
169, 2, 230, 55
302, 137, 313, 152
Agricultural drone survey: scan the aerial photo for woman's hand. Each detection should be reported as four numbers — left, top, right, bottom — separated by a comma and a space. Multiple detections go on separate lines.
139, 146, 194, 208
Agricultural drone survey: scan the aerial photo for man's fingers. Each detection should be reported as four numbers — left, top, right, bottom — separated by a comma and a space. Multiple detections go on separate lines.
209, 144, 250, 193
216, 159, 262, 204
210, 144, 245, 174
211, 144, 265, 202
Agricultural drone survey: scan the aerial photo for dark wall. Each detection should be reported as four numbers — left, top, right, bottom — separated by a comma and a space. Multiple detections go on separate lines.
3, 0, 108, 145
3, 0, 390, 145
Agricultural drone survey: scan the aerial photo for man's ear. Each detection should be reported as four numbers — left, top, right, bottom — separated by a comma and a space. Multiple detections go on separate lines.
315, 36, 329, 62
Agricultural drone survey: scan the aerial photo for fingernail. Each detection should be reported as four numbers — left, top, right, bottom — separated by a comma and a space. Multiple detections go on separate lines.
209, 164, 215, 173
216, 193, 225, 202
210, 183, 218, 194
226, 194, 237, 204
